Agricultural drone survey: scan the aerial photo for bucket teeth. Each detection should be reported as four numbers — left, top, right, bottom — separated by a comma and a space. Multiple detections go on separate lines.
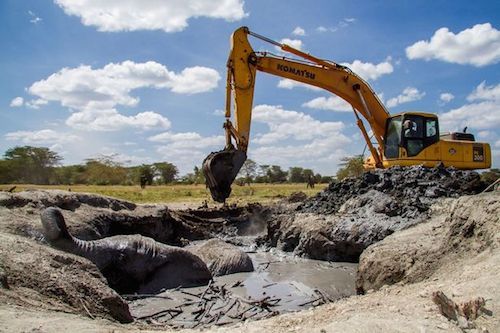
202, 148, 247, 202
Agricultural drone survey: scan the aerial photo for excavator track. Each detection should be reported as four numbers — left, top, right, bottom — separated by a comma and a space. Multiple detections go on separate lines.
202, 148, 247, 203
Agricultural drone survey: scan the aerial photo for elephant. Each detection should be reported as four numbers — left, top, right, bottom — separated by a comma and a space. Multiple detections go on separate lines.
187, 239, 254, 276
40, 207, 212, 294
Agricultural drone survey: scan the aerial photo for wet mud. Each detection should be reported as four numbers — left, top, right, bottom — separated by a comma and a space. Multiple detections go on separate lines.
129, 250, 356, 329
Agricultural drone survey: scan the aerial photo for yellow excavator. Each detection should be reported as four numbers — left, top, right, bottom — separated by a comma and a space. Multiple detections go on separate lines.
203, 26, 491, 202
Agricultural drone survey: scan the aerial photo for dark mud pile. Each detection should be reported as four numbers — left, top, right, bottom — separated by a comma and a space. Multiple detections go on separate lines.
299, 165, 486, 217
264, 166, 488, 263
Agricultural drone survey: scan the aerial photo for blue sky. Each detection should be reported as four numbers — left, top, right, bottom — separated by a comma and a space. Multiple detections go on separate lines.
1, 0, 499, 175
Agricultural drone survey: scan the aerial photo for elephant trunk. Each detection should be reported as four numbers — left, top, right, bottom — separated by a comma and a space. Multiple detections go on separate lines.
41, 207, 96, 257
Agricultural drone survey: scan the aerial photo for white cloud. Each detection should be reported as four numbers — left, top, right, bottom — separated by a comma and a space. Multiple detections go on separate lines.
341, 59, 393, 81
251, 141, 348, 171
29, 61, 220, 112
439, 93, 454, 103
440, 81, 500, 131
28, 10, 42, 24
54, 0, 247, 33
315, 18, 356, 34
91, 150, 153, 166
26, 98, 48, 109
5, 129, 80, 145
66, 109, 171, 131
406, 23, 500, 67
148, 131, 223, 148
496, 140, 500, 148
477, 130, 495, 140
467, 81, 500, 102
440, 102, 500, 131
213, 109, 226, 116
149, 131, 225, 174
167, 66, 221, 94
386, 87, 425, 108
302, 96, 352, 112
278, 38, 303, 51
10, 97, 24, 107
292, 26, 306, 36
276, 79, 322, 91
25, 61, 218, 131
246, 104, 352, 174
251, 104, 346, 144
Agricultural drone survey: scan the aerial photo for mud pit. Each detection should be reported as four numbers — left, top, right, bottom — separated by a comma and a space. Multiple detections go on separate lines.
0, 166, 497, 332
0, 189, 357, 329
130, 252, 355, 328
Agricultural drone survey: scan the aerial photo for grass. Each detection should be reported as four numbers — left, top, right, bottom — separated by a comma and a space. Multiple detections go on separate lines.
1, 183, 327, 205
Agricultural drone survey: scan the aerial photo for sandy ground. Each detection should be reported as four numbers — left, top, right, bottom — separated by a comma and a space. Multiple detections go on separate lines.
0, 191, 498, 333
2, 249, 498, 333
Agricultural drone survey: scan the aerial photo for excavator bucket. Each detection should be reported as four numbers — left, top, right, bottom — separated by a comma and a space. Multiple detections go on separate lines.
202, 148, 247, 203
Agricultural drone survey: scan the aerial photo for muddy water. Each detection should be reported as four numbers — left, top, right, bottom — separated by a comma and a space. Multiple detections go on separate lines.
129, 249, 356, 328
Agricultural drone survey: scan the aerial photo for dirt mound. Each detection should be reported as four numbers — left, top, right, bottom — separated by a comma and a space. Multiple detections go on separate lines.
0, 233, 132, 323
263, 166, 487, 262
287, 191, 308, 203
299, 165, 486, 217
356, 192, 500, 293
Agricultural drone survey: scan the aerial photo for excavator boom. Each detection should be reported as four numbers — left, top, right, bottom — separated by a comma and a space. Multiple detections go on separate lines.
203, 26, 389, 202
203, 26, 491, 202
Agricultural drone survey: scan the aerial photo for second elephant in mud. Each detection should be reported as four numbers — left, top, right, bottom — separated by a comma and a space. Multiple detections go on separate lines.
41, 207, 212, 294
187, 239, 254, 276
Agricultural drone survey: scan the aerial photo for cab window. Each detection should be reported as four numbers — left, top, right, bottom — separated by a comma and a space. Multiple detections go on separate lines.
402, 116, 439, 157
384, 116, 401, 159
403, 118, 424, 139
426, 119, 437, 137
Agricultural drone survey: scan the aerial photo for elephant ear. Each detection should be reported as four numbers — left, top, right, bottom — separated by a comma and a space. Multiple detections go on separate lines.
41, 207, 72, 241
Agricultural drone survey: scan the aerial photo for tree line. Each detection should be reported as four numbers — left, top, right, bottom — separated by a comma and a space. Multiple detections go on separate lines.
0, 146, 179, 185
6, 146, 493, 187
0, 146, 339, 186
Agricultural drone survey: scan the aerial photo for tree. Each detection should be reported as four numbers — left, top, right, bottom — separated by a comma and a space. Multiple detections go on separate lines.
52, 165, 86, 185
266, 165, 287, 183
138, 164, 154, 187
320, 175, 334, 183
302, 168, 314, 181
193, 166, 205, 184
314, 173, 322, 183
336, 155, 365, 180
288, 167, 305, 183
3, 146, 62, 184
83, 156, 127, 185
238, 159, 258, 184
154, 162, 178, 184
254, 165, 270, 183
0, 160, 14, 184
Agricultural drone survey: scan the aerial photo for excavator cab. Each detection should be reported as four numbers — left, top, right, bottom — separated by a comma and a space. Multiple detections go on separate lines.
384, 113, 440, 159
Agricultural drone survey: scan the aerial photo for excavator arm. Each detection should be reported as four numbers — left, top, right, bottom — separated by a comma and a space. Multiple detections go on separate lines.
203, 26, 390, 202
